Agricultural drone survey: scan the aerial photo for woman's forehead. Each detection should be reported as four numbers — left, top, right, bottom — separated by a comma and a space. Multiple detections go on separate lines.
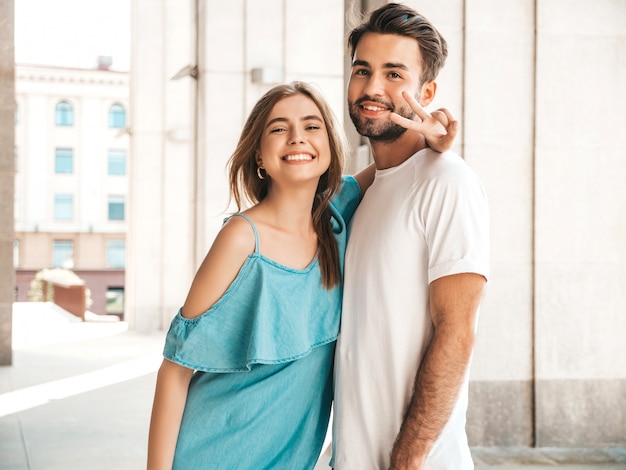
269, 94, 323, 119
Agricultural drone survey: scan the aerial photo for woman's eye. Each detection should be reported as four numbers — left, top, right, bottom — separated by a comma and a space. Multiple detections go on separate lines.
270, 127, 286, 133
306, 125, 320, 131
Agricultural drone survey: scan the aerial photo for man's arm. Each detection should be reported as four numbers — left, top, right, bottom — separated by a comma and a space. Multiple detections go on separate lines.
388, 272, 486, 470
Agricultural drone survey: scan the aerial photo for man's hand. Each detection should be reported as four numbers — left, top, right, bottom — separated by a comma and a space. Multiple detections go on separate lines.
390, 91, 458, 153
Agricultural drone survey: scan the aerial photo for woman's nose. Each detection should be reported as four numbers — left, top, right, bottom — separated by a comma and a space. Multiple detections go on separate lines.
289, 129, 304, 144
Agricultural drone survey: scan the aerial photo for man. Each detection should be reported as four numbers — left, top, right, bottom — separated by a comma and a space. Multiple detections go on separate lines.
332, 3, 489, 469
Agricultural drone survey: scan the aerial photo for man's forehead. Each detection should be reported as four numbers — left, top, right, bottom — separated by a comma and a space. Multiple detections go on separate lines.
353, 32, 421, 66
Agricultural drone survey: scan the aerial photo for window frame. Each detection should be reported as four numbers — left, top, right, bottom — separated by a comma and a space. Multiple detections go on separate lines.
107, 149, 127, 175
108, 103, 126, 128
54, 147, 74, 174
107, 195, 125, 221
55, 100, 74, 126
54, 193, 74, 221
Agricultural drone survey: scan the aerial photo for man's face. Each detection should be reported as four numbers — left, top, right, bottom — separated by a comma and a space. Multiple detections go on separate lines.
348, 32, 425, 142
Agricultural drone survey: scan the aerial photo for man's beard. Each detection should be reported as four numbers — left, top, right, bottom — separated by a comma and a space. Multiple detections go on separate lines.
348, 96, 415, 142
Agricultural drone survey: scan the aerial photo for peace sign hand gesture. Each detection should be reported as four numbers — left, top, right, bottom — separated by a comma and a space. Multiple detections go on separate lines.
389, 91, 458, 153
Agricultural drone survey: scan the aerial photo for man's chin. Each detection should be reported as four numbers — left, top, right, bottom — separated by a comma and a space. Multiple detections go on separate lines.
356, 125, 407, 142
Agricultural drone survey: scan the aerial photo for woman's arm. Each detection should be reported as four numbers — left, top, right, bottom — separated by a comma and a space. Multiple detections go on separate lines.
182, 215, 256, 318
352, 162, 377, 197
147, 359, 194, 469
147, 216, 256, 468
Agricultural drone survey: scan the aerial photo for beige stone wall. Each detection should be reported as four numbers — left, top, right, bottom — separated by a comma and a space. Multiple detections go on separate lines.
0, 0, 15, 365
408, 0, 626, 446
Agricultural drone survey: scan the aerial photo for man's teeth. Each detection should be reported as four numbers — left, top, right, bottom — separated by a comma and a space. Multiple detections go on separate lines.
363, 105, 386, 111
284, 154, 314, 161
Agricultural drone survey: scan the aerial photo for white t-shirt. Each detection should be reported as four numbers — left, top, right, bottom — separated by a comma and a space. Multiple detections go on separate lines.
331, 148, 489, 469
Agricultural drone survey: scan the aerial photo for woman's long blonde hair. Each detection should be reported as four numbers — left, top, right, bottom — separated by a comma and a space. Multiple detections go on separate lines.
228, 81, 349, 289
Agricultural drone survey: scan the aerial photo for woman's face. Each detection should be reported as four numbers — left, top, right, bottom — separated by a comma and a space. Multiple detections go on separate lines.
258, 93, 332, 186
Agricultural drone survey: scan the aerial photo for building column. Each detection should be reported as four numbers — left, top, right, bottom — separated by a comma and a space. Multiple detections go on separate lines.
0, 0, 16, 365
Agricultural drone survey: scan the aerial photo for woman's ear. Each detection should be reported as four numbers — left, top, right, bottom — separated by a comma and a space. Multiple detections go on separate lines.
419, 80, 437, 107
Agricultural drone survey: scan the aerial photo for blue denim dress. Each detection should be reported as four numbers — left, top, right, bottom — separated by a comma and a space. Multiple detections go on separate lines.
163, 177, 360, 470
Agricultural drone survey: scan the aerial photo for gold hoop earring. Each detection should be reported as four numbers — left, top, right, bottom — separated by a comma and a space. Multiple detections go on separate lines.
256, 166, 265, 180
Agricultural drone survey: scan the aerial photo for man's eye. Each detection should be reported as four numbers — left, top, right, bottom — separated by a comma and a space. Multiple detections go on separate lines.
389, 72, 401, 79
355, 69, 369, 76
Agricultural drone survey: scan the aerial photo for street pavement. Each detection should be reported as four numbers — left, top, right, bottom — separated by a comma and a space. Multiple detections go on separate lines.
1, 302, 624, 470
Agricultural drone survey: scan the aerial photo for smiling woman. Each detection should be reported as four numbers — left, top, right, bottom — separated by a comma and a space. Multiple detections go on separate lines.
146, 81, 363, 470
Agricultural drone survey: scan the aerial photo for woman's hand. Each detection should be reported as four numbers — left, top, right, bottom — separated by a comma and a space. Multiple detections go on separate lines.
390, 91, 458, 153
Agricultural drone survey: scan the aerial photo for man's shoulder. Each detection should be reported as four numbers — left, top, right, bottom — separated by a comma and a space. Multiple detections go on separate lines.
415, 148, 482, 183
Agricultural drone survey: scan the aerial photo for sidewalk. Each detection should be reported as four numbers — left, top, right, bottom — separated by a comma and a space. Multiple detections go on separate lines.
1, 302, 624, 469
0, 303, 165, 470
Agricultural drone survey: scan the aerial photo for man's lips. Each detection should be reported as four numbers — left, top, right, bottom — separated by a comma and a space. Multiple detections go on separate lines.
356, 98, 394, 116
361, 104, 389, 112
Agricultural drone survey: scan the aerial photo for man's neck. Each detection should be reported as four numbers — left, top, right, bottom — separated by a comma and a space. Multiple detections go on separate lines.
369, 132, 428, 170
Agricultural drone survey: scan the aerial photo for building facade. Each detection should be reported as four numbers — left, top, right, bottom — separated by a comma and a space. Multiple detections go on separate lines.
14, 63, 129, 317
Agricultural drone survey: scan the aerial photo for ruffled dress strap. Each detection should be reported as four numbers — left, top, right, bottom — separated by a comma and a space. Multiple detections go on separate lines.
225, 213, 260, 253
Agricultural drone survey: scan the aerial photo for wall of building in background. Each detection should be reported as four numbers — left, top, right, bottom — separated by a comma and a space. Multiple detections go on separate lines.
14, 64, 129, 317
127, 0, 626, 450
0, 0, 16, 365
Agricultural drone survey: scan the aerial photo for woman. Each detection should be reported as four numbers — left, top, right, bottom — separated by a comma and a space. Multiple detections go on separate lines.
147, 81, 455, 469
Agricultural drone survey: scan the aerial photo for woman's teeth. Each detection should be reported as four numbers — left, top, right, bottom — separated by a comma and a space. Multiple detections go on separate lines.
284, 154, 314, 161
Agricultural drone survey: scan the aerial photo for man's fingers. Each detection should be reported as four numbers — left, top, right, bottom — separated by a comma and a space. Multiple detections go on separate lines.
389, 112, 415, 129
390, 112, 447, 136
431, 110, 449, 128
401, 91, 430, 121
434, 107, 455, 123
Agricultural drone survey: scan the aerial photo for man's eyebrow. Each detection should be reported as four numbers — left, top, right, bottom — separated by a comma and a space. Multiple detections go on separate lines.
383, 62, 409, 71
352, 59, 370, 68
266, 115, 323, 127
352, 59, 409, 71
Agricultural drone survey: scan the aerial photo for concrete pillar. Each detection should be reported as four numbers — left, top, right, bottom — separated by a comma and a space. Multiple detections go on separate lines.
461, 0, 537, 445
0, 0, 15, 365
533, 0, 626, 446
126, 0, 195, 331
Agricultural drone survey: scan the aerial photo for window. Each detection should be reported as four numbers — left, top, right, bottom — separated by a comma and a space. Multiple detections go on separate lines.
106, 240, 125, 268
108, 195, 125, 221
53, 240, 74, 268
106, 287, 125, 316
55, 100, 74, 126
108, 103, 126, 128
108, 150, 126, 175
55, 148, 74, 174
54, 194, 74, 220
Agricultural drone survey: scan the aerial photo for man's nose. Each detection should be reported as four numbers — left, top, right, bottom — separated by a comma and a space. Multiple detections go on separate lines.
363, 73, 385, 97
